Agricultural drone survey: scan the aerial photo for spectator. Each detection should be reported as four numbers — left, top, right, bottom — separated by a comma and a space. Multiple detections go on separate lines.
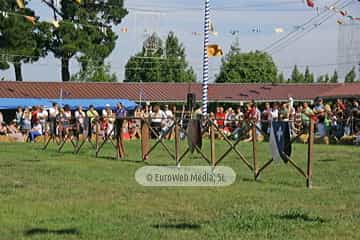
215, 107, 226, 129
270, 103, 279, 121
351, 100, 360, 135
7, 120, 23, 142
130, 107, 142, 139
114, 102, 127, 138
151, 105, 166, 138
225, 107, 235, 128
75, 106, 86, 135
161, 105, 174, 139
0, 111, 3, 124
115, 103, 127, 119
102, 104, 114, 137
301, 102, 313, 132
262, 102, 272, 134
22, 106, 32, 134
28, 120, 42, 142
279, 103, 289, 121
87, 105, 99, 136
15, 107, 23, 127
0, 121, 7, 135
99, 117, 108, 139
49, 102, 59, 136
59, 105, 72, 137
294, 105, 303, 133
38, 105, 48, 135
235, 107, 244, 126
31, 105, 40, 127
330, 111, 339, 141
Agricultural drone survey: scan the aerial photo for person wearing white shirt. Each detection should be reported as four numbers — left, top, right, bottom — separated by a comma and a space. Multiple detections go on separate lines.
270, 103, 279, 121
48, 102, 59, 135
75, 106, 86, 134
151, 105, 166, 138
102, 104, 114, 136
28, 120, 42, 142
162, 105, 174, 138
38, 105, 48, 134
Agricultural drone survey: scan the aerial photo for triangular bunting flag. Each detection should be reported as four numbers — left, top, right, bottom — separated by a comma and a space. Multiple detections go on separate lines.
52, 20, 60, 28
306, 0, 315, 8
16, 0, 24, 9
24, 15, 36, 25
207, 44, 223, 57
209, 20, 218, 36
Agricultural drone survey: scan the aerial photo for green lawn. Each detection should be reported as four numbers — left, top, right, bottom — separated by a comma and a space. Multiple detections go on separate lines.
0, 140, 359, 240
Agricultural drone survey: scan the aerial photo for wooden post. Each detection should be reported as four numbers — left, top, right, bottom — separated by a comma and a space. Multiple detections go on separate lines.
252, 122, 258, 179
95, 119, 100, 157
175, 122, 180, 165
141, 119, 150, 161
117, 120, 125, 159
210, 122, 216, 167
306, 119, 314, 188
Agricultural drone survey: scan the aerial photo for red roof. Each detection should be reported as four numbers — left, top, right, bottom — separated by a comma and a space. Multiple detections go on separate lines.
319, 83, 360, 98
0, 81, 357, 102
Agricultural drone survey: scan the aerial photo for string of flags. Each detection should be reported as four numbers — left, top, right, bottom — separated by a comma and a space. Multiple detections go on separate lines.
4, 0, 360, 37
304, 0, 360, 24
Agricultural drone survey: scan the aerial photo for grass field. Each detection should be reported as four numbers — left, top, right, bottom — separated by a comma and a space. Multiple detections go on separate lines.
0, 140, 359, 240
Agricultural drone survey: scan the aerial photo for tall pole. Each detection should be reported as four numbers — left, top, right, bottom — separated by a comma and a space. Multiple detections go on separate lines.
202, 0, 210, 116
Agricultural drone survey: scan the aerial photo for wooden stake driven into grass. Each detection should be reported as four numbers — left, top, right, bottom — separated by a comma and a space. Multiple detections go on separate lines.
209, 119, 253, 170
94, 119, 126, 160
255, 119, 315, 188
42, 120, 63, 150
75, 119, 97, 154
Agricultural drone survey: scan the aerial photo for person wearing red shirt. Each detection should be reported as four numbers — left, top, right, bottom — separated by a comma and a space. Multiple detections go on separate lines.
215, 107, 226, 129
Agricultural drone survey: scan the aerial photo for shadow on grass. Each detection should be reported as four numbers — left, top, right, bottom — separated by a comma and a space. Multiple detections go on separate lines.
276, 210, 327, 223
318, 158, 337, 162
96, 155, 144, 163
143, 162, 175, 167
151, 223, 201, 230
20, 159, 41, 162
24, 228, 80, 236
242, 178, 263, 183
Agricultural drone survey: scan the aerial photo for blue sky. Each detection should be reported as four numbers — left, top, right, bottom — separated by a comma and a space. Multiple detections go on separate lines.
1, 0, 359, 82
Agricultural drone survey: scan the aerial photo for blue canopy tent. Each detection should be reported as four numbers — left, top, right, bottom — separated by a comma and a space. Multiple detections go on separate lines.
0, 98, 138, 110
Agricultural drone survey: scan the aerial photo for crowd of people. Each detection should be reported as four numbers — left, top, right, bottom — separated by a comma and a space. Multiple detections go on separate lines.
0, 97, 359, 144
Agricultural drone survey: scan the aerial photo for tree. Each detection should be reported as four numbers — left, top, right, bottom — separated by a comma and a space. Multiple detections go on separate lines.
41, 0, 127, 81
0, 1, 46, 81
317, 75, 325, 83
124, 32, 196, 82
71, 61, 117, 82
324, 74, 330, 83
290, 65, 304, 83
330, 70, 338, 83
304, 66, 314, 83
277, 72, 285, 83
216, 42, 277, 83
345, 67, 356, 83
